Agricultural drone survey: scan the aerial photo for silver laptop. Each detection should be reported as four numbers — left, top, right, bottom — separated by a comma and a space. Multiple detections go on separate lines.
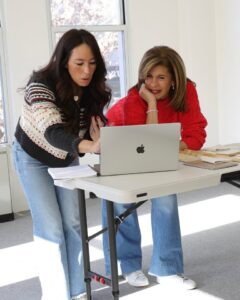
95, 123, 180, 176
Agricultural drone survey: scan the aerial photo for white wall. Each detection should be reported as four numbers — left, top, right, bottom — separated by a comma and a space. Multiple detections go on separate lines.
2, 0, 50, 134
215, 0, 240, 144
177, 0, 219, 147
2, 0, 50, 211
125, 0, 179, 87
1, 0, 240, 211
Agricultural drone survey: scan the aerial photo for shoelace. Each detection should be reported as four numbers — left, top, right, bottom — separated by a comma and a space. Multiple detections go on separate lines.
134, 270, 146, 279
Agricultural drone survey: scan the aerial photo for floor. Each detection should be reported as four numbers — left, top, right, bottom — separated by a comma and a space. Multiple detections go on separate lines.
1, 182, 240, 299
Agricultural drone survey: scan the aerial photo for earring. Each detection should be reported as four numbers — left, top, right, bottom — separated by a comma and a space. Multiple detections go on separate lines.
171, 83, 175, 90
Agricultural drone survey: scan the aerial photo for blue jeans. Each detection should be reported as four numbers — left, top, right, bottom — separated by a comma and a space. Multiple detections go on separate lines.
102, 194, 183, 276
12, 141, 85, 300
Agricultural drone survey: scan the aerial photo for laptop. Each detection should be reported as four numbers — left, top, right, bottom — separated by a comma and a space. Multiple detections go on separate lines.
94, 123, 180, 176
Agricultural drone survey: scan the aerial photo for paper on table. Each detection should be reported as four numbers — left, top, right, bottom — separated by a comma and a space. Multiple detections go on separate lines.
203, 145, 240, 156
184, 160, 238, 170
200, 156, 231, 164
48, 164, 97, 180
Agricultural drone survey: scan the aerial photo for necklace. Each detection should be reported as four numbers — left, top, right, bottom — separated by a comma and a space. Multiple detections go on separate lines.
73, 95, 79, 102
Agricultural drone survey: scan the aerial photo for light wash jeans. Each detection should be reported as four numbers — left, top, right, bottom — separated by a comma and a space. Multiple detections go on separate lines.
12, 141, 85, 300
102, 194, 184, 276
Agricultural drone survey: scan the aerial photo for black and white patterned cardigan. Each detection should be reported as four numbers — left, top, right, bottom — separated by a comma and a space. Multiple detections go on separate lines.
15, 82, 89, 167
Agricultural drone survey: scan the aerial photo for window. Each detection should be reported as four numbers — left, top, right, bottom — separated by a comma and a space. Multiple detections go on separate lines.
0, 15, 7, 143
48, 0, 126, 103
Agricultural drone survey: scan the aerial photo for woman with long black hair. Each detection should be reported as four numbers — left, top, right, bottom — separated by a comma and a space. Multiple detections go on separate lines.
12, 29, 111, 300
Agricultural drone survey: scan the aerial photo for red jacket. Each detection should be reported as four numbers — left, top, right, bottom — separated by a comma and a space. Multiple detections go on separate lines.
107, 81, 207, 150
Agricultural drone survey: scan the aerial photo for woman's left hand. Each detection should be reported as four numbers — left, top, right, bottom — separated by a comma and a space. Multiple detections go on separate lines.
90, 116, 104, 141
139, 83, 156, 105
179, 140, 188, 151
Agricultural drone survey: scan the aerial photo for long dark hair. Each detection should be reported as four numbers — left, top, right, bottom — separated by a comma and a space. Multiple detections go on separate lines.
29, 29, 111, 133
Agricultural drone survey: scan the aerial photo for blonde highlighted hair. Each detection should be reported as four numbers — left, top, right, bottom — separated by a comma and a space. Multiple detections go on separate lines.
136, 46, 189, 111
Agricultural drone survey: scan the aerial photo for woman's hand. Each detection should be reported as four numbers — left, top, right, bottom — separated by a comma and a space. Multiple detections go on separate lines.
179, 141, 188, 151
77, 116, 104, 154
139, 83, 156, 105
90, 116, 104, 141
90, 139, 100, 154
140, 83, 158, 124
78, 138, 101, 154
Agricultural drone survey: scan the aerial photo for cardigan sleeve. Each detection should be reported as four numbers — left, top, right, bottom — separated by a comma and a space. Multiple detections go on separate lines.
26, 82, 83, 154
179, 82, 207, 150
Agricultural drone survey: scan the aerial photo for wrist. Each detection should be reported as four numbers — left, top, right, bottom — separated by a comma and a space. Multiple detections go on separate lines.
146, 109, 158, 114
147, 101, 157, 111
146, 101, 158, 113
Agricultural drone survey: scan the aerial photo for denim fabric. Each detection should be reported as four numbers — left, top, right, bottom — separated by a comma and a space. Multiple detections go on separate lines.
102, 201, 142, 275
12, 141, 85, 300
102, 194, 183, 277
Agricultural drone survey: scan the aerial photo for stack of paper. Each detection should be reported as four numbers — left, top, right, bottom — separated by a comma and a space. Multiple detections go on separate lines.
200, 156, 231, 164
180, 144, 240, 163
203, 144, 240, 156
48, 164, 97, 180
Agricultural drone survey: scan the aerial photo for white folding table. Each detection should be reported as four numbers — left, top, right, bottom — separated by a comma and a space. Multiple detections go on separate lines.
54, 163, 240, 300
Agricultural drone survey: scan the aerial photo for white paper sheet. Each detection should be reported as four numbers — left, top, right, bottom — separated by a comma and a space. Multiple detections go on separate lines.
48, 164, 97, 180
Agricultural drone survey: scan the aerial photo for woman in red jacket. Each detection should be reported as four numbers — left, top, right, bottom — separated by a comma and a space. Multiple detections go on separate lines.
102, 46, 207, 290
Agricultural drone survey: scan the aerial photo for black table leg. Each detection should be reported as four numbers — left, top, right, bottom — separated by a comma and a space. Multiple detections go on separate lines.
106, 200, 119, 300
78, 189, 92, 300
78, 191, 120, 299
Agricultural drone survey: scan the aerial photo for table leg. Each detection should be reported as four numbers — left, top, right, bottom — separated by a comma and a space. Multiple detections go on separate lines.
106, 200, 120, 300
78, 189, 92, 300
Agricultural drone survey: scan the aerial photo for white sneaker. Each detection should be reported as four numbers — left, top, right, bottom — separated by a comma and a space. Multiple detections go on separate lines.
124, 270, 149, 287
72, 293, 87, 300
156, 274, 197, 290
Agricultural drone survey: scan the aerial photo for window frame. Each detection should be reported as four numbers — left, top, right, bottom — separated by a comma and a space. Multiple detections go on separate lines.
46, 0, 128, 102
